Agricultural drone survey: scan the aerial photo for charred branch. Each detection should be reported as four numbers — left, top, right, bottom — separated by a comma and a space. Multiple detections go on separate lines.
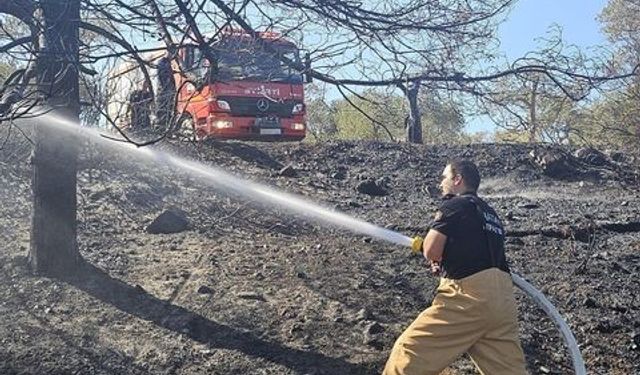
508, 220, 640, 243
0, 0, 36, 26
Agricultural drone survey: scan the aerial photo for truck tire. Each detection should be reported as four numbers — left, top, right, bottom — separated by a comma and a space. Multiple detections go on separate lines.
175, 114, 196, 142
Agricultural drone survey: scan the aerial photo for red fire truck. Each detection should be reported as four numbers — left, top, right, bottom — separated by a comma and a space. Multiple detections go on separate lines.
107, 30, 310, 141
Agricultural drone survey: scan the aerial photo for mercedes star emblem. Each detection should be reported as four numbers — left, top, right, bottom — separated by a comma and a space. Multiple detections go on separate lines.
257, 98, 269, 112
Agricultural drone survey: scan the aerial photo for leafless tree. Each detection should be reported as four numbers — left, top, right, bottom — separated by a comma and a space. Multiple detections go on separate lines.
1, 0, 638, 274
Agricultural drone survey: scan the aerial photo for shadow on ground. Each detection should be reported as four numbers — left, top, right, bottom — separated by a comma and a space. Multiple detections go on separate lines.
61, 260, 373, 375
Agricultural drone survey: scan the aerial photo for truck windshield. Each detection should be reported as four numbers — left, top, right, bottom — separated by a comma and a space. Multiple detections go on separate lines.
213, 41, 303, 84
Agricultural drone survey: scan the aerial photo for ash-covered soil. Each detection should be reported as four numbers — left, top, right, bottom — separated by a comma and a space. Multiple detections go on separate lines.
1, 127, 639, 375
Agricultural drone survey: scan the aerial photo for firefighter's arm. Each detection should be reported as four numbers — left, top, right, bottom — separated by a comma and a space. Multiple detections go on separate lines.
422, 229, 447, 262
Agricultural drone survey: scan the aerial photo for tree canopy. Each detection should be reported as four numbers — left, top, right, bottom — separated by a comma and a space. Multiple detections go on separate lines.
1, 0, 636, 144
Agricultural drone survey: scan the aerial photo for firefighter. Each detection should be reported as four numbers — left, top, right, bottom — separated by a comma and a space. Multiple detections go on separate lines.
156, 49, 177, 129
383, 159, 528, 375
128, 82, 152, 130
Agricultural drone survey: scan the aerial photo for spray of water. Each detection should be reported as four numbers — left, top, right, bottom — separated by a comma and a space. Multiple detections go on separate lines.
41, 114, 413, 248
31, 115, 589, 374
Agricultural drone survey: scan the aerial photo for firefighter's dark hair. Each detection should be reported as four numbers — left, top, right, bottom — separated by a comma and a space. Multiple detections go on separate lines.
448, 159, 481, 192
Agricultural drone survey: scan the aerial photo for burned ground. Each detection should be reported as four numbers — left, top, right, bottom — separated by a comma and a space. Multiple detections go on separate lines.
1, 128, 639, 374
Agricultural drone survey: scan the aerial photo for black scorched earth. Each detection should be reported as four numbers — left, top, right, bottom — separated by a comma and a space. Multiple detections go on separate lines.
1, 130, 639, 374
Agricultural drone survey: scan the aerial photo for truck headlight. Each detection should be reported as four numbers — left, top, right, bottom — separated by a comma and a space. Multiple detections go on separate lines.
213, 120, 233, 129
291, 103, 304, 114
291, 123, 305, 131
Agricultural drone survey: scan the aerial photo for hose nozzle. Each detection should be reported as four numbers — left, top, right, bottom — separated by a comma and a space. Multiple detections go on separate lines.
411, 236, 423, 254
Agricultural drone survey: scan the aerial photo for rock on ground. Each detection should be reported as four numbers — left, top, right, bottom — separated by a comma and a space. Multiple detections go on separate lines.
1, 131, 639, 374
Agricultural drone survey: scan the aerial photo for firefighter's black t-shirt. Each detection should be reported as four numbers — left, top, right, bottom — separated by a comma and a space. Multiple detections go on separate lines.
430, 193, 510, 279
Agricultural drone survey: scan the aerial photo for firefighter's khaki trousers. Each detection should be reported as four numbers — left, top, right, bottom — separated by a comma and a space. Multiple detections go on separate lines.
383, 268, 528, 375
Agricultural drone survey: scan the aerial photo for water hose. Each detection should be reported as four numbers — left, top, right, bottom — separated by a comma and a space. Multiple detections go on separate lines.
511, 273, 587, 375
39, 114, 586, 373
410, 237, 587, 374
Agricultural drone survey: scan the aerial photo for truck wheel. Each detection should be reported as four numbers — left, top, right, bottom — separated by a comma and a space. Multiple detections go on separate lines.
176, 115, 196, 142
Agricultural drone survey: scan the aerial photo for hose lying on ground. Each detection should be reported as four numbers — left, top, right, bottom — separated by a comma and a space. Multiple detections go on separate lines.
511, 273, 587, 375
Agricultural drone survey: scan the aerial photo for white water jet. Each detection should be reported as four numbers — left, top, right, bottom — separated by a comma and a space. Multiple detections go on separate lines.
38, 114, 586, 374
41, 114, 412, 248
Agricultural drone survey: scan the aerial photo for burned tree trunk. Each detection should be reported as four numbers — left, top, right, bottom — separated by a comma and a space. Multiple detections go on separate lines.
402, 80, 423, 144
29, 0, 81, 275
528, 77, 539, 144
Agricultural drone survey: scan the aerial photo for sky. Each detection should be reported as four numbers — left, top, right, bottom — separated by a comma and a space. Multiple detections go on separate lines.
466, 0, 609, 133
314, 0, 611, 136
498, 0, 608, 60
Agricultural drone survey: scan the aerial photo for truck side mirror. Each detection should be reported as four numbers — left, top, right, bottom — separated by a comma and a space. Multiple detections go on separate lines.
304, 52, 313, 83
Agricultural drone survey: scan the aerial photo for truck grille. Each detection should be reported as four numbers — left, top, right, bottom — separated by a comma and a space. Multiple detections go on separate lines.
219, 96, 298, 118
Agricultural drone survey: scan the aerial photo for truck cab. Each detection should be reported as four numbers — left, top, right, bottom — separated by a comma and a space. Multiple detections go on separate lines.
175, 31, 308, 141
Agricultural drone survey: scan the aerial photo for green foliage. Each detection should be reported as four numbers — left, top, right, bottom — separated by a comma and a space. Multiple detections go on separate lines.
305, 98, 335, 141
567, 0, 640, 151
571, 83, 639, 150
494, 129, 530, 143
330, 90, 405, 140
419, 94, 466, 144
478, 73, 576, 144
315, 88, 465, 143
0, 62, 12, 81
599, 0, 640, 61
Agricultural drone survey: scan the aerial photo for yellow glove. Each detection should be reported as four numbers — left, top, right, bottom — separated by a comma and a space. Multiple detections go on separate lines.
411, 236, 423, 254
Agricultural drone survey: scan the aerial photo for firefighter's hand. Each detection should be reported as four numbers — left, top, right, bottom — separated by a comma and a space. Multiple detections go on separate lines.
429, 261, 442, 276
410, 236, 423, 254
